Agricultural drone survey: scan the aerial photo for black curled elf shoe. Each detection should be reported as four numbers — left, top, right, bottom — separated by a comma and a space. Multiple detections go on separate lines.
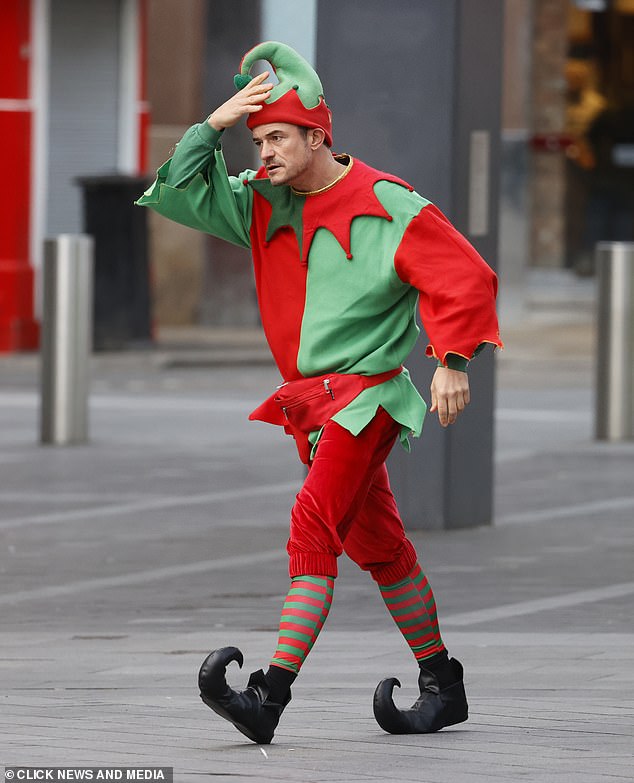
373, 658, 468, 734
198, 646, 290, 744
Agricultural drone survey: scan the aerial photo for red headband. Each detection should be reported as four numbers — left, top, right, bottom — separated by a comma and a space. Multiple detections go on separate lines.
247, 89, 333, 147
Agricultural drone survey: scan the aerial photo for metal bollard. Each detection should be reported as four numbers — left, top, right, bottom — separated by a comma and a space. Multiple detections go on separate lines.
40, 235, 94, 445
595, 242, 634, 441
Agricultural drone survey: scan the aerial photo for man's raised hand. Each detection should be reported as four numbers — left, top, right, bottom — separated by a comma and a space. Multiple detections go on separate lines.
208, 72, 274, 131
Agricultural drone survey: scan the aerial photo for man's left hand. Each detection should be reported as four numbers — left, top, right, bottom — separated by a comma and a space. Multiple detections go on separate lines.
429, 367, 470, 427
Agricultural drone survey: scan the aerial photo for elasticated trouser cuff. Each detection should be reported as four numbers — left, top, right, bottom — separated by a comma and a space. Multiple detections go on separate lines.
288, 537, 418, 584
289, 551, 338, 579
370, 538, 419, 585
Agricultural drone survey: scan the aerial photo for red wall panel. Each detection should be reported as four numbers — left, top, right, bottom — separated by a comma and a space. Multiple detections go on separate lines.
0, 0, 31, 99
0, 111, 31, 261
137, 0, 150, 173
0, 0, 38, 351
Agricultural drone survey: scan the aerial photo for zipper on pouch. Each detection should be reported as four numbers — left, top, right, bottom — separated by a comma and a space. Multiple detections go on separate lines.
280, 377, 335, 419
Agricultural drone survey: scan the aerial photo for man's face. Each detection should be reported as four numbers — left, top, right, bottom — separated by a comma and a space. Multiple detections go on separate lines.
252, 123, 312, 186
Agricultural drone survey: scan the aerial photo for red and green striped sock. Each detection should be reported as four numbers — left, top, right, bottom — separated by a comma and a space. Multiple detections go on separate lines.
410, 562, 441, 641
269, 575, 335, 674
379, 563, 445, 662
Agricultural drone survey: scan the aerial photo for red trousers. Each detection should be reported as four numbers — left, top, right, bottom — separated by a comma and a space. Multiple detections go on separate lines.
288, 407, 418, 582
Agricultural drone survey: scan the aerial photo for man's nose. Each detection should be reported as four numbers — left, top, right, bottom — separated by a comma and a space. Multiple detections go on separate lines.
260, 141, 273, 161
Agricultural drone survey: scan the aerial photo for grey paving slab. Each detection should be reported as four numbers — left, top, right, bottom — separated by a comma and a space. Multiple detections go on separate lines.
2, 631, 632, 782
1, 293, 634, 782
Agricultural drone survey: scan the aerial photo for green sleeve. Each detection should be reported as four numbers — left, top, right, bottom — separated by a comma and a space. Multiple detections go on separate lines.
437, 344, 487, 372
135, 122, 255, 249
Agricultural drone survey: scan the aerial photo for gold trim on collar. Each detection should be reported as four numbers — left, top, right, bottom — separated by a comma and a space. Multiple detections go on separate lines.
291, 156, 354, 196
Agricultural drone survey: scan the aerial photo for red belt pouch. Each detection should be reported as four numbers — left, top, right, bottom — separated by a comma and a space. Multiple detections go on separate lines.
249, 367, 402, 463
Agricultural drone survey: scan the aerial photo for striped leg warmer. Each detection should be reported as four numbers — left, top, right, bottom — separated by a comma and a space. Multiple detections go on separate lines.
269, 575, 335, 674
379, 563, 445, 662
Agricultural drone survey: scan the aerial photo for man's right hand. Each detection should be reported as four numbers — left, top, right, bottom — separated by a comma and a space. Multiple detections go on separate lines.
208, 71, 274, 131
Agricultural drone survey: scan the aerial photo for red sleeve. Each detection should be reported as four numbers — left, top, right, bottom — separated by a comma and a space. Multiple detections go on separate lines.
393, 204, 503, 364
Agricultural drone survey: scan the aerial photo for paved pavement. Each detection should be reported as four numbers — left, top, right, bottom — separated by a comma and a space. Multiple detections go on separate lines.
1, 270, 633, 782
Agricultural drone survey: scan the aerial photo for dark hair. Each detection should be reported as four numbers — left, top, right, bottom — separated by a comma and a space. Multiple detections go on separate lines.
298, 125, 331, 148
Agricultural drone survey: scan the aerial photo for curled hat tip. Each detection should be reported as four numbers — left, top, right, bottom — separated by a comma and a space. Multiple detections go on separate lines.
234, 73, 253, 91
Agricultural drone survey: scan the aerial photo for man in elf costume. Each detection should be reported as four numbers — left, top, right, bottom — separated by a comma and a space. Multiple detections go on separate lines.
137, 41, 502, 744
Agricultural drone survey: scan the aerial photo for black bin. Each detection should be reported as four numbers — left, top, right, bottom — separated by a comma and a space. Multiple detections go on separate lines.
76, 174, 153, 351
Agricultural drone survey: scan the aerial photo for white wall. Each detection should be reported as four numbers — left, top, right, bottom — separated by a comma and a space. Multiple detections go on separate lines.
46, 0, 121, 234
260, 0, 317, 66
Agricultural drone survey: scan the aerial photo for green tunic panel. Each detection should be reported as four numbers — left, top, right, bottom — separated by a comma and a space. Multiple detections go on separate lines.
297, 180, 432, 448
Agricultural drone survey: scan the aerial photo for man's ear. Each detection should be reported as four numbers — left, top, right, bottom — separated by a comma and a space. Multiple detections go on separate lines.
308, 128, 326, 150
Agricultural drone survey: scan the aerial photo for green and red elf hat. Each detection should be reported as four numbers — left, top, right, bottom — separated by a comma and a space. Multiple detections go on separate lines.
235, 41, 333, 146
